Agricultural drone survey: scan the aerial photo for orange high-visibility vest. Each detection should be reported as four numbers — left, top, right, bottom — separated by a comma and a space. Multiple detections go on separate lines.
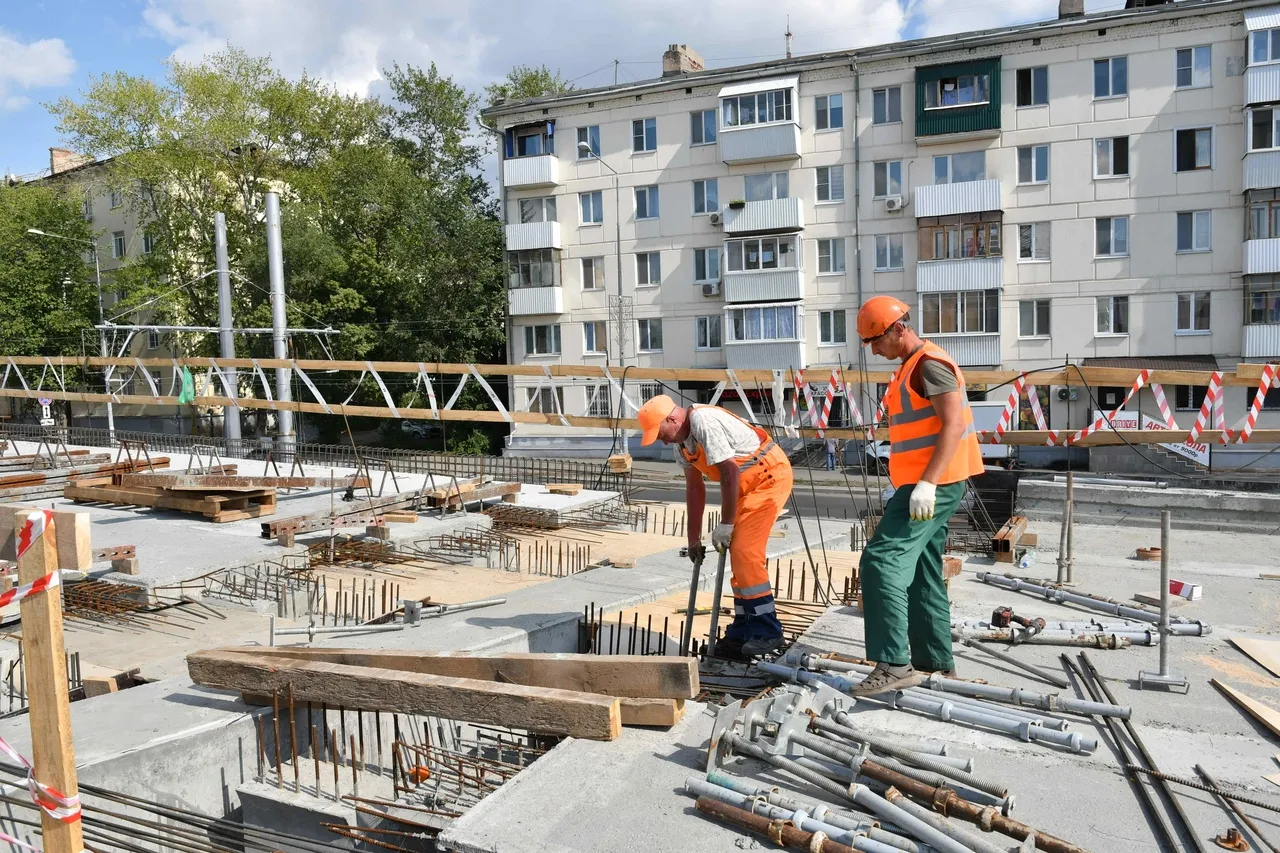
677, 405, 779, 482
885, 341, 985, 488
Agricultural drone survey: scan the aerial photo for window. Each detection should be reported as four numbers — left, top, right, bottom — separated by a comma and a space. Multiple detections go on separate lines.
1016, 67, 1048, 106
514, 125, 552, 157
527, 386, 566, 414
816, 166, 844, 202
1094, 57, 1128, 98
1177, 292, 1211, 333
1094, 136, 1129, 178
581, 257, 605, 291
1249, 200, 1280, 239
637, 318, 663, 352
1019, 299, 1051, 337
918, 213, 1002, 261
693, 179, 719, 214
744, 171, 789, 202
1247, 386, 1280, 411
583, 321, 607, 354
1018, 223, 1050, 260
1251, 108, 1280, 151
1254, 28, 1280, 65
694, 248, 720, 282
721, 88, 793, 127
638, 382, 664, 404
1095, 217, 1129, 257
524, 324, 562, 355
817, 238, 845, 274
636, 252, 661, 286
872, 87, 901, 124
725, 236, 799, 271
580, 190, 603, 225
576, 125, 600, 159
1096, 295, 1129, 334
1248, 278, 1280, 324
1176, 46, 1211, 89
109, 189, 122, 209
815, 94, 844, 130
112, 231, 125, 259
81, 195, 93, 220
519, 196, 557, 224
1017, 145, 1049, 185
147, 330, 161, 350
819, 310, 847, 345
933, 151, 985, 184
875, 234, 904, 270
141, 232, 155, 255
635, 186, 659, 219
874, 161, 902, 198
1177, 211, 1211, 253
507, 248, 560, 288
632, 117, 657, 152
586, 384, 612, 417
729, 305, 798, 341
1175, 385, 1208, 411
923, 74, 990, 109
921, 290, 1000, 335
695, 316, 722, 349
1175, 127, 1212, 172
691, 109, 717, 145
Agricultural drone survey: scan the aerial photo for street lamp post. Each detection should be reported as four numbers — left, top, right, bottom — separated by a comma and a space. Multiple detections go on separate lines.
26, 228, 114, 439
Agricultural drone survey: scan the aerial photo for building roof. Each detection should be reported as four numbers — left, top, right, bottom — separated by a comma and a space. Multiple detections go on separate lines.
481, 0, 1258, 120
1082, 355, 1220, 371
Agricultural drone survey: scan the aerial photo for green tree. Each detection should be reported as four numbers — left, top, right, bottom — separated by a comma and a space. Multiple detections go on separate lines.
483, 64, 575, 110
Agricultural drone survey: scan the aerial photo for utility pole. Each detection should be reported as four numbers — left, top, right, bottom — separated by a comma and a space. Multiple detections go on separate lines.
785, 17, 793, 58
265, 193, 294, 458
214, 213, 241, 449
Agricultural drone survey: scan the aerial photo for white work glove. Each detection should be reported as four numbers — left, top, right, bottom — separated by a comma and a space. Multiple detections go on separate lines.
909, 481, 937, 521
711, 523, 734, 552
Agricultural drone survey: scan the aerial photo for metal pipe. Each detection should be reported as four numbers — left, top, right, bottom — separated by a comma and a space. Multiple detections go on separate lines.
821, 712, 973, 772
214, 211, 240, 446
685, 777, 864, 847
693, 795, 862, 853
1193, 764, 1280, 853
1051, 474, 1166, 488
265, 191, 293, 457
948, 627, 1142, 646
959, 637, 1071, 689
881, 788, 1009, 853
1159, 511, 1170, 676
1055, 470, 1071, 583
975, 572, 1210, 633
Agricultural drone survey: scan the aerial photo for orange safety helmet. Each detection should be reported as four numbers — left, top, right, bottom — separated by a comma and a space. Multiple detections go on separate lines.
856, 296, 911, 342
637, 394, 677, 446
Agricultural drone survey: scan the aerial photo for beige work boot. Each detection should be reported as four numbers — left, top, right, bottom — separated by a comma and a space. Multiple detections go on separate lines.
850, 662, 924, 696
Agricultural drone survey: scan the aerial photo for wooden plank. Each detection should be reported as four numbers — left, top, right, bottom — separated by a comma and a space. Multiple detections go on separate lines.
15, 511, 84, 853
119, 473, 369, 491
428, 482, 521, 508
1211, 679, 1280, 739
215, 647, 700, 699
547, 483, 583, 496
187, 650, 622, 741
1228, 636, 1280, 678
53, 509, 91, 571
619, 698, 685, 727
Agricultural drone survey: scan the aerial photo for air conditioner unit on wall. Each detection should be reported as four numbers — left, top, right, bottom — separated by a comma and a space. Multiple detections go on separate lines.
701, 282, 720, 297
1056, 387, 1079, 402
884, 195, 905, 212
708, 212, 722, 226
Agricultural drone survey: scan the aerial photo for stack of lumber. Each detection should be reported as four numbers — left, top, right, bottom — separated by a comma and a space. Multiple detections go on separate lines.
607, 454, 632, 474
0, 456, 173, 504
66, 473, 276, 523
425, 479, 521, 508
188, 648, 700, 740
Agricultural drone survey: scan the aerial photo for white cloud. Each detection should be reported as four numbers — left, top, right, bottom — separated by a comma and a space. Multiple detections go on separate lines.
0, 30, 76, 113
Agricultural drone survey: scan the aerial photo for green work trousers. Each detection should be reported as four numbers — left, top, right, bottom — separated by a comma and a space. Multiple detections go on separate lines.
859, 481, 965, 671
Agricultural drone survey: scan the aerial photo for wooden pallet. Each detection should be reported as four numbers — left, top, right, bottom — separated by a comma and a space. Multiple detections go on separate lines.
65, 477, 276, 523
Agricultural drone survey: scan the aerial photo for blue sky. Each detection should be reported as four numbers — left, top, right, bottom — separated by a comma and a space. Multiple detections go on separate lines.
0, 0, 1123, 180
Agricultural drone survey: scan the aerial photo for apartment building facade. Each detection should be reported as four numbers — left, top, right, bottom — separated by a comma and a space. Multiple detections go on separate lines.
484, 0, 1280, 460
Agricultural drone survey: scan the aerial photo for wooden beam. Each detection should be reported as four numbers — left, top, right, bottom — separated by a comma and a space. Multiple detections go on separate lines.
0, 505, 92, 570
619, 698, 685, 727
15, 511, 84, 853
187, 650, 622, 740
118, 473, 369, 490
212, 647, 700, 699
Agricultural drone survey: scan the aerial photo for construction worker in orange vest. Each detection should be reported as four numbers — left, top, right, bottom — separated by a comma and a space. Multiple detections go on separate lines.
637, 395, 793, 660
852, 296, 985, 695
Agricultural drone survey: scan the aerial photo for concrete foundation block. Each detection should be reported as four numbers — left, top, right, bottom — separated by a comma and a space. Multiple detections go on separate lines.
238, 781, 356, 852
277, 530, 296, 548
365, 525, 391, 540
111, 557, 139, 575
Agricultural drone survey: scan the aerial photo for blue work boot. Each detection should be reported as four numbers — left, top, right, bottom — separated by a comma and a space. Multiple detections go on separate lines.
712, 595, 785, 659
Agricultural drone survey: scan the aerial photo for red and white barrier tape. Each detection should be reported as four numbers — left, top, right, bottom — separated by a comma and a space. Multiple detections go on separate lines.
1070, 369, 1150, 445
1187, 371, 1224, 443
839, 369, 864, 428
987, 376, 1024, 442
1023, 382, 1059, 445
0, 733, 81, 824
789, 369, 802, 434
1150, 382, 1176, 429
817, 368, 840, 434
1233, 364, 1279, 445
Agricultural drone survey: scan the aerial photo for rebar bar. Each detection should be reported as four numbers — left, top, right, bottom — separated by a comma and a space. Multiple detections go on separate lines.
1122, 765, 1280, 814
1194, 764, 1280, 853
959, 638, 1071, 689
976, 572, 1211, 634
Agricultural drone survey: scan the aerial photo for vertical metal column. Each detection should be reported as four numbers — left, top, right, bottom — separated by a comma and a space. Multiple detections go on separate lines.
1139, 509, 1189, 692
265, 192, 294, 457
215, 212, 241, 447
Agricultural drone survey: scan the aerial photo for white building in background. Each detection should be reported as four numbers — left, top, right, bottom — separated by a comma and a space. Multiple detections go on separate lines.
482, 0, 1280, 464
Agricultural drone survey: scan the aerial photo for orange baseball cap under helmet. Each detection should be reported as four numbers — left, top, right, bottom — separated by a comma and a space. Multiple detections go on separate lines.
637, 394, 677, 446
856, 295, 911, 343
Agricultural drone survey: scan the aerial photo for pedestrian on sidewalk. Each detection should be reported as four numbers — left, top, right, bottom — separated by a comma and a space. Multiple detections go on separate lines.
636, 395, 793, 659
852, 296, 985, 696
825, 437, 838, 470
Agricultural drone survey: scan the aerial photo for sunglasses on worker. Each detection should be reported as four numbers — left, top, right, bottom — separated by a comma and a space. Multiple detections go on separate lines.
860, 322, 899, 346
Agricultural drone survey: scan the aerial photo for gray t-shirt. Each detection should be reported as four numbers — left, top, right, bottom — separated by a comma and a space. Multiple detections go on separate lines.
914, 357, 960, 398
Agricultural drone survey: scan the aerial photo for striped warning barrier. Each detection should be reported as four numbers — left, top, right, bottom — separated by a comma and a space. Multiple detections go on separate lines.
1232, 363, 1278, 445
1070, 369, 1151, 445
1187, 371, 1224, 443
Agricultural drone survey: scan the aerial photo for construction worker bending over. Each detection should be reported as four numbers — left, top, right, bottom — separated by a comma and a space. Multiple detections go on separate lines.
637, 395, 793, 659
852, 296, 985, 695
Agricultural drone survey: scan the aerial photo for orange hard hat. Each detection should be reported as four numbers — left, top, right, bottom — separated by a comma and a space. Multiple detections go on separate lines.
637, 394, 676, 446
857, 296, 911, 342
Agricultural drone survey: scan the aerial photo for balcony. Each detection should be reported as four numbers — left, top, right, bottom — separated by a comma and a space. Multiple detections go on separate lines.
1244, 151, 1280, 191
915, 58, 1002, 139
723, 269, 803, 303
1246, 64, 1280, 105
724, 339, 806, 371
508, 286, 563, 317
927, 333, 1001, 367
502, 155, 559, 190
724, 197, 804, 235
504, 221, 562, 251
916, 257, 1003, 293
1245, 238, 1280, 275
913, 179, 1001, 218
719, 123, 802, 165
1244, 324, 1280, 359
